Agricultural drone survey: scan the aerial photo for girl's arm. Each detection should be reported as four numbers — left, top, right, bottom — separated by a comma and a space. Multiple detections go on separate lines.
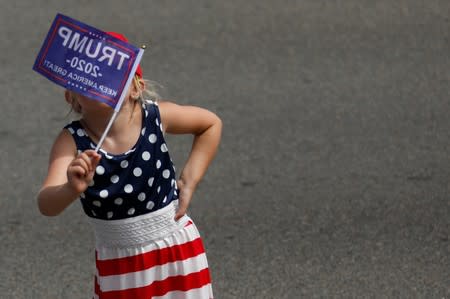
37, 130, 101, 216
158, 101, 222, 220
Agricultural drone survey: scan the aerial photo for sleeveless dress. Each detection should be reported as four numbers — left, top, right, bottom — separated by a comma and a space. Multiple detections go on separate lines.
64, 101, 213, 299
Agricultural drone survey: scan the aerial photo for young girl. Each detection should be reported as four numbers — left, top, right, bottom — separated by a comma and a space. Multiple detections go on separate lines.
37, 32, 222, 299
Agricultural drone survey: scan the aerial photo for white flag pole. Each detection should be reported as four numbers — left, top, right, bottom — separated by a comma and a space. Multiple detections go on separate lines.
95, 47, 145, 153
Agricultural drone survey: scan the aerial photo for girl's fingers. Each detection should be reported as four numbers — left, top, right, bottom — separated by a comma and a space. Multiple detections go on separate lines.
78, 153, 93, 172
79, 151, 98, 172
69, 165, 87, 177
66, 150, 102, 194
174, 179, 194, 220
175, 201, 187, 220
84, 150, 102, 169
75, 150, 101, 173
85, 149, 101, 159
70, 159, 89, 175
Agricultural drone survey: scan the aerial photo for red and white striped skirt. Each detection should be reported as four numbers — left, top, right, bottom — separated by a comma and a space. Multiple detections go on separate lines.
90, 201, 213, 299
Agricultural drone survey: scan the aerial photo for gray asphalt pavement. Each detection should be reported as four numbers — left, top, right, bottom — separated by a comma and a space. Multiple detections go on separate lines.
0, 1, 449, 298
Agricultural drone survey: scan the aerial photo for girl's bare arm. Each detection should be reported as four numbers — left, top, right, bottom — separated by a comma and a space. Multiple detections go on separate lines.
37, 130, 101, 216
158, 101, 222, 219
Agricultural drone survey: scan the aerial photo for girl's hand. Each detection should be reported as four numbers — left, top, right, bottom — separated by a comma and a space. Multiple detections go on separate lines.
67, 150, 101, 194
175, 179, 195, 220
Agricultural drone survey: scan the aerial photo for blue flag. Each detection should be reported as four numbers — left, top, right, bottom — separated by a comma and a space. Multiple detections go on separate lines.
33, 13, 144, 111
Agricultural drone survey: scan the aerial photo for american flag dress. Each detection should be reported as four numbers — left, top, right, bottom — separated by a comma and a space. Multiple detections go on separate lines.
64, 101, 213, 299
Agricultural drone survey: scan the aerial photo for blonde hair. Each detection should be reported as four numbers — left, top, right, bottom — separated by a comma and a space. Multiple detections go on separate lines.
132, 75, 162, 104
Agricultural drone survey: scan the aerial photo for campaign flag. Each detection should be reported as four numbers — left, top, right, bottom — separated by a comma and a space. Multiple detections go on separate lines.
33, 13, 144, 112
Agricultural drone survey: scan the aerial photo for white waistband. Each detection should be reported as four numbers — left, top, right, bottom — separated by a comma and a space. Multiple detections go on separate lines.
89, 201, 187, 248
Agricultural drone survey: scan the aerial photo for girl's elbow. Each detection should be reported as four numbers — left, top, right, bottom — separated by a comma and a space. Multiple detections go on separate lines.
37, 203, 56, 217
38, 207, 61, 217
197, 112, 222, 136
215, 114, 222, 126
212, 113, 222, 131
37, 196, 60, 217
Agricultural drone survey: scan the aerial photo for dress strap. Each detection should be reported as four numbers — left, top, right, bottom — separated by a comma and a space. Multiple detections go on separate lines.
64, 121, 94, 151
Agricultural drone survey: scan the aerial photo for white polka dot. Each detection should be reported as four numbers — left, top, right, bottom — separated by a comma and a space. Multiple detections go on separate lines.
120, 160, 129, 168
96, 165, 105, 175
124, 184, 133, 193
68, 127, 75, 134
90, 142, 96, 149
80, 192, 85, 199
89, 180, 95, 187
162, 169, 170, 179
114, 198, 123, 205
138, 192, 146, 201
157, 186, 161, 193
141, 127, 146, 136
76, 129, 85, 137
133, 167, 142, 177
148, 177, 154, 187
156, 118, 159, 126
142, 151, 151, 161
163, 196, 167, 203
127, 208, 135, 215
146, 201, 155, 210
93, 200, 101, 207
92, 210, 97, 216
156, 160, 161, 169
149, 134, 157, 143
110, 175, 119, 184
107, 212, 113, 219
171, 179, 176, 187
160, 143, 168, 152
99, 190, 108, 198
145, 110, 148, 117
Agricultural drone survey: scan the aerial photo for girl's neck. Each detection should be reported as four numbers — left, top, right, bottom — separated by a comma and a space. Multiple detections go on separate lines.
80, 101, 142, 154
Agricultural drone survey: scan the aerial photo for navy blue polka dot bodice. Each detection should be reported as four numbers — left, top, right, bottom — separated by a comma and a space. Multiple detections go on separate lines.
64, 101, 178, 220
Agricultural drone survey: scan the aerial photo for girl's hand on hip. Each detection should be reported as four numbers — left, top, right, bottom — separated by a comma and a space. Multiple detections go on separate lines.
175, 179, 194, 220
67, 150, 101, 194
